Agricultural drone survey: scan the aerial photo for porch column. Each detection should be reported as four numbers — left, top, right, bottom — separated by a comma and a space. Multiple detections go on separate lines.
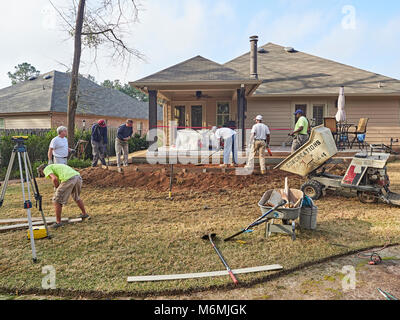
237, 87, 246, 150
148, 90, 158, 149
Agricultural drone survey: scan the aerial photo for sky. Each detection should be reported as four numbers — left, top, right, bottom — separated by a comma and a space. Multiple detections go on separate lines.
1, 0, 400, 88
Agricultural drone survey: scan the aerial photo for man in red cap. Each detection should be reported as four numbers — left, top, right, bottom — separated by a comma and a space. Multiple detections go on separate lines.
91, 119, 108, 167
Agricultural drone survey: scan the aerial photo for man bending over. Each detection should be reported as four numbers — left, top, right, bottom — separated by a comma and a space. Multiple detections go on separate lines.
39, 164, 91, 229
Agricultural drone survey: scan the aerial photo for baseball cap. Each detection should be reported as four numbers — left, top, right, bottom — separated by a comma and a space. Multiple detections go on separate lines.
294, 109, 304, 115
255, 115, 263, 121
98, 119, 106, 127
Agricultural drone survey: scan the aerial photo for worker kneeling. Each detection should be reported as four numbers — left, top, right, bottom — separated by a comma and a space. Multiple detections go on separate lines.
39, 164, 91, 229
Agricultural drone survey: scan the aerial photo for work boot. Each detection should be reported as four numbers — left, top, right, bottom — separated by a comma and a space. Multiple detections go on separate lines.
261, 170, 266, 175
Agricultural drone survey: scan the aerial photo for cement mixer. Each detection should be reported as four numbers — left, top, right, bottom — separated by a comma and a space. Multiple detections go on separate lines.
275, 126, 400, 206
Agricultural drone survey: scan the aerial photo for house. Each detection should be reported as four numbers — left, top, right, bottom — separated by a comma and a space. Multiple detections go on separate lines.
0, 70, 163, 134
131, 36, 400, 147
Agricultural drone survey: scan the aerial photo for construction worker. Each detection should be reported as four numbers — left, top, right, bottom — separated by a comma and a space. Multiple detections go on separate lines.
290, 110, 309, 153
115, 119, 133, 167
245, 115, 271, 174
48, 126, 75, 165
214, 124, 238, 167
91, 119, 108, 167
38, 164, 90, 229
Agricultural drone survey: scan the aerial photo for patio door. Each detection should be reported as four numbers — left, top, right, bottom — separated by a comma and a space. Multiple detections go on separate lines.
190, 105, 203, 129
174, 106, 186, 130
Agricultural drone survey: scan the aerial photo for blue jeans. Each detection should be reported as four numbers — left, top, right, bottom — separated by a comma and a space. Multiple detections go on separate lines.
223, 135, 238, 164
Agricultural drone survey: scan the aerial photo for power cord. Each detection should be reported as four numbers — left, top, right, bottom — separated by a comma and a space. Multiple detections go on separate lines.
357, 244, 389, 265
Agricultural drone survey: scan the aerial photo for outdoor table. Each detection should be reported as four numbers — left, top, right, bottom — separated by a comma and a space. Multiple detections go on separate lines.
336, 122, 354, 150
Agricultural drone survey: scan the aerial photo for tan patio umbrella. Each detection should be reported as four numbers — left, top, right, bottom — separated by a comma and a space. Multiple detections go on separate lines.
336, 86, 346, 122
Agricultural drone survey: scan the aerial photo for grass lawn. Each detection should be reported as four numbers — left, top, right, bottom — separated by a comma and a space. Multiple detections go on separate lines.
0, 162, 400, 298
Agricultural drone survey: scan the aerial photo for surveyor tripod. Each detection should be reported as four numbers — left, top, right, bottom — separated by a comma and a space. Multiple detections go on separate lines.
0, 136, 51, 263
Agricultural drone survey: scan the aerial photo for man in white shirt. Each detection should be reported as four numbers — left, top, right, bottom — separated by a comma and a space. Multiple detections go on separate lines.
48, 126, 74, 165
245, 115, 271, 174
214, 124, 238, 167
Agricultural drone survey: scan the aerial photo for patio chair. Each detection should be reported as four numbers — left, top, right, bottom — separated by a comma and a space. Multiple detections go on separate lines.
323, 117, 338, 142
349, 118, 369, 149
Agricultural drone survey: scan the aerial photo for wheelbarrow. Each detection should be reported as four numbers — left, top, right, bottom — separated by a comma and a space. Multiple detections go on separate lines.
258, 189, 304, 241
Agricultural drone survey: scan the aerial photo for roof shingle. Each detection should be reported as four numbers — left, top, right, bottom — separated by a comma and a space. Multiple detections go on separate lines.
0, 71, 163, 119
134, 55, 252, 83
224, 43, 400, 95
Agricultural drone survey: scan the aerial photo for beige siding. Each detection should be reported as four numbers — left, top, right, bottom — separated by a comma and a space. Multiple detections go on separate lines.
247, 97, 400, 146
4, 115, 51, 129
342, 97, 400, 145
246, 99, 292, 146
344, 98, 400, 127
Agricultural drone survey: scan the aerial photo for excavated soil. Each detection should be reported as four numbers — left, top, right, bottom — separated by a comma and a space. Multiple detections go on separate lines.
80, 165, 303, 192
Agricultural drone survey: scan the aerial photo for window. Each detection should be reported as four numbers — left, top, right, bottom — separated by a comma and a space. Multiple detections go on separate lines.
216, 102, 230, 127
0, 118, 4, 129
313, 105, 325, 126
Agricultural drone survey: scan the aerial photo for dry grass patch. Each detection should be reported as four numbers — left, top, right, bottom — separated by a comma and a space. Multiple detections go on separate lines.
0, 162, 399, 297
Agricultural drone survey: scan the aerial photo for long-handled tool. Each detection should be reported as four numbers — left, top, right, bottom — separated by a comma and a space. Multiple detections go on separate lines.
167, 164, 174, 200
224, 200, 287, 242
202, 233, 238, 285
378, 288, 398, 300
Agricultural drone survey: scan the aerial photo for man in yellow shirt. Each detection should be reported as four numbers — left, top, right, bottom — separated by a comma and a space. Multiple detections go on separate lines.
39, 164, 90, 228
290, 110, 309, 153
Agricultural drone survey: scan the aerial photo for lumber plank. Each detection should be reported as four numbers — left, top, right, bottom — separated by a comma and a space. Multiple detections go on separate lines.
127, 264, 283, 282
0, 217, 58, 225
0, 218, 69, 233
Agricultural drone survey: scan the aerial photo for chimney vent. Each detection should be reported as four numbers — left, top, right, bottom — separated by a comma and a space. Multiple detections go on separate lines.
250, 35, 258, 79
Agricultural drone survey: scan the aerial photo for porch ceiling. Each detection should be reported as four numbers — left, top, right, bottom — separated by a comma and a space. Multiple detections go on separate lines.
132, 83, 259, 102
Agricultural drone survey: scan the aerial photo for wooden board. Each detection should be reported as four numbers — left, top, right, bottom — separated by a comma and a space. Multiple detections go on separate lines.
127, 264, 283, 282
0, 218, 70, 233
0, 217, 58, 225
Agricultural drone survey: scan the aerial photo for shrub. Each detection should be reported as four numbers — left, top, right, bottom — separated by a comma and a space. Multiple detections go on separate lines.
128, 133, 149, 153
67, 158, 92, 169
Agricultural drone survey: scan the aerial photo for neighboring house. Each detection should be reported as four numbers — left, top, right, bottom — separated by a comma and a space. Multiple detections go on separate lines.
0, 70, 163, 134
131, 36, 400, 147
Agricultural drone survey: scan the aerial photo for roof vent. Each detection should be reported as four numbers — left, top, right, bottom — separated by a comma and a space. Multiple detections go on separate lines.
258, 48, 267, 54
28, 76, 37, 81
284, 47, 295, 53
43, 75, 53, 80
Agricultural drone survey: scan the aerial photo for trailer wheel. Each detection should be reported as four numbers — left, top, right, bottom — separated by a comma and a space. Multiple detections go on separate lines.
301, 180, 323, 200
357, 191, 379, 204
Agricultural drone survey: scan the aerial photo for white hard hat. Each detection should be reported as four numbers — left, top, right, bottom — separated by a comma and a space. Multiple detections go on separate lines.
255, 115, 263, 121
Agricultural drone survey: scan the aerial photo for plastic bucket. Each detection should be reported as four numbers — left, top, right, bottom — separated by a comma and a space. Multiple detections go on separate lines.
300, 206, 318, 230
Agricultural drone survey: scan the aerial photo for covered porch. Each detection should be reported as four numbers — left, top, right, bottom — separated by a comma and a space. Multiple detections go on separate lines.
130, 55, 261, 150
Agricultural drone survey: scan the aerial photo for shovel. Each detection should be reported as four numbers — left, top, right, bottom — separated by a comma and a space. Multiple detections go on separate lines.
201, 233, 238, 285
224, 200, 287, 242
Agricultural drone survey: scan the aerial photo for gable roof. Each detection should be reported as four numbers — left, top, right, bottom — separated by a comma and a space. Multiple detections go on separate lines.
0, 71, 163, 119
133, 55, 256, 85
224, 43, 400, 96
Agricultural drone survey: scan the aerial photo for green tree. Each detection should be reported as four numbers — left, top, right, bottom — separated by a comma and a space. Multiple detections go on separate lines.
7, 62, 40, 85
100, 79, 148, 101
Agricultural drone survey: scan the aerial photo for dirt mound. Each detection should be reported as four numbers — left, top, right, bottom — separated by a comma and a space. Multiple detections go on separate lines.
80, 166, 303, 192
